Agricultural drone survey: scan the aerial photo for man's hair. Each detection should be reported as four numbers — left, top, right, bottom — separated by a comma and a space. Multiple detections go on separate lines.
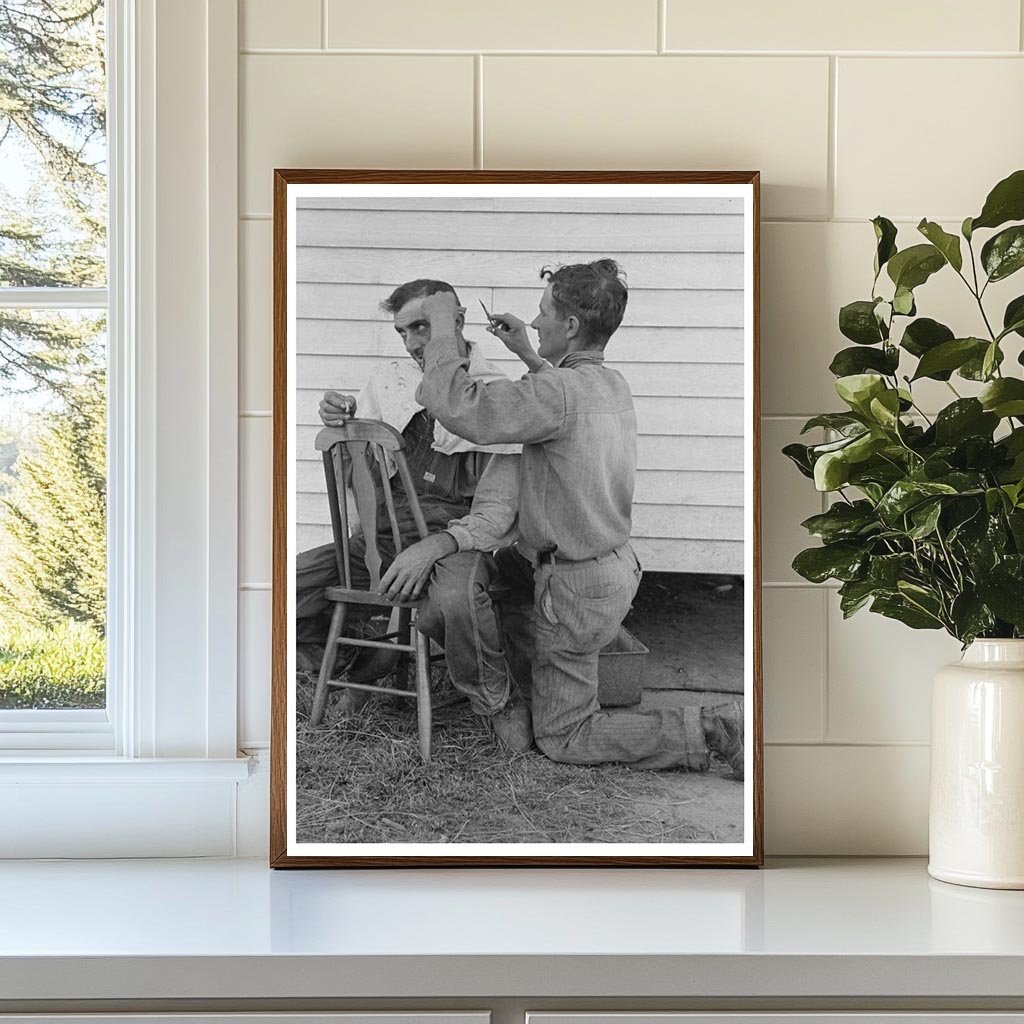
380, 279, 460, 314
540, 258, 628, 347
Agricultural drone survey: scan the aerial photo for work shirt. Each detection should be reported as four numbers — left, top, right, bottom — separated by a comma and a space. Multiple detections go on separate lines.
417, 332, 637, 562
445, 452, 520, 553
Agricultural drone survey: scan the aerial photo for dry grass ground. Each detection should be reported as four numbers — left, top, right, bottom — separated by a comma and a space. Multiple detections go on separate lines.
295, 572, 745, 846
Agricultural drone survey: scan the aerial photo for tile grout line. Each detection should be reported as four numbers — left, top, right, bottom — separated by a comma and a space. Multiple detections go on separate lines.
820, 587, 831, 743
474, 55, 484, 169
1020, 0, 1024, 50
827, 55, 838, 221
766, 740, 931, 748
239, 213, 967, 224
237, 47, 1024, 57
657, 0, 666, 53
321, 0, 328, 50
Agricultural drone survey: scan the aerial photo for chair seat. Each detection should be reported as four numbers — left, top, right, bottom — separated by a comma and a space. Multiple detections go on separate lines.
325, 586, 424, 608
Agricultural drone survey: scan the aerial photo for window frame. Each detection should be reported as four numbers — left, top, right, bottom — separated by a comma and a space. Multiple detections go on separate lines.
0, 3, 118, 750
0, 0, 247, 860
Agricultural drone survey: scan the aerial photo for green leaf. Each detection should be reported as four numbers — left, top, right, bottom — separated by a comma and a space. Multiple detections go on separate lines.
911, 337, 987, 381
800, 501, 879, 543
933, 399, 999, 445
800, 413, 866, 435
868, 389, 902, 431
985, 487, 1009, 514
838, 579, 879, 618
868, 552, 915, 587
1003, 295, 1024, 339
871, 594, 943, 630
900, 318, 955, 365
877, 479, 958, 524
1006, 428, 1024, 457
950, 593, 995, 644
814, 450, 851, 491
959, 344, 1004, 381
971, 168, 1024, 232
980, 378, 1024, 418
981, 225, 1024, 283
782, 442, 815, 479
982, 341, 1000, 381
835, 373, 887, 414
809, 433, 865, 456
856, 482, 885, 504
892, 286, 916, 316
829, 345, 899, 378
792, 542, 866, 584
887, 243, 946, 291
933, 470, 986, 494
962, 216, 974, 241
908, 500, 942, 539
872, 216, 898, 277
839, 300, 887, 345
845, 431, 888, 464
917, 219, 963, 272
976, 571, 1024, 629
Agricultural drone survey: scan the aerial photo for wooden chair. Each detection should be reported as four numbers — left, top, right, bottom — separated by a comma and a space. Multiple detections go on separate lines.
309, 420, 433, 761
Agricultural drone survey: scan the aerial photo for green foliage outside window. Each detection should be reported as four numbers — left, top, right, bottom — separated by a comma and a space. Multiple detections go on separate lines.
0, 1, 107, 708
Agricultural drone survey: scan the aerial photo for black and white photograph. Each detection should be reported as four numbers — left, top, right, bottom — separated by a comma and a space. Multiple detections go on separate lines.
271, 171, 762, 866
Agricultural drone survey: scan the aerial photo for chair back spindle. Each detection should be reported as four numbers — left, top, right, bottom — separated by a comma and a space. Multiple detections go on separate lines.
314, 420, 429, 592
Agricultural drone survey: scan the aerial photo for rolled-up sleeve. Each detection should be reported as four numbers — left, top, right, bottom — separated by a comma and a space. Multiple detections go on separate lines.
445, 453, 521, 552
417, 329, 566, 445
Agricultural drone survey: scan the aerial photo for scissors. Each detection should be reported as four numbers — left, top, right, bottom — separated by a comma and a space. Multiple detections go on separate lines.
479, 299, 503, 331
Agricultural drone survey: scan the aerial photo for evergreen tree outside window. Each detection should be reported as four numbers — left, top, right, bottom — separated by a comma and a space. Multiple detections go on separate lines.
0, 1, 107, 709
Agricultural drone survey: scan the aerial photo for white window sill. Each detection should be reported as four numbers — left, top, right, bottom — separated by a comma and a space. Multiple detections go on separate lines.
0, 754, 252, 782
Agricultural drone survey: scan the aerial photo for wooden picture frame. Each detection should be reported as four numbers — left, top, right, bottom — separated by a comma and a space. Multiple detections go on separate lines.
271, 170, 762, 867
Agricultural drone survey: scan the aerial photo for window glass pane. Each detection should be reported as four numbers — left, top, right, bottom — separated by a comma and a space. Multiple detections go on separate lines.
0, 309, 106, 709
0, 1, 107, 288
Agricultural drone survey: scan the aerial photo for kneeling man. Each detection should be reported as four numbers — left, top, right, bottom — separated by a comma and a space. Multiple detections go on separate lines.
401, 260, 744, 777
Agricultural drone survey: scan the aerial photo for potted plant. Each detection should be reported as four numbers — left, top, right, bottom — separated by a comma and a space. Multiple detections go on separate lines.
785, 169, 1024, 889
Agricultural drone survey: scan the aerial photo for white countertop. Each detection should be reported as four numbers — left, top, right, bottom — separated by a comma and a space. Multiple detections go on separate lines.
1, 857, 1023, 1001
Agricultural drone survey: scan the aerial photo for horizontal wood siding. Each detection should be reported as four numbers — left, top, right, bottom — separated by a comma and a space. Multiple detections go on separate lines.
294, 197, 747, 573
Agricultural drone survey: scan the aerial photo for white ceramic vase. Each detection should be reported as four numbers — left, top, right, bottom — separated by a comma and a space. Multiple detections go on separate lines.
929, 639, 1024, 889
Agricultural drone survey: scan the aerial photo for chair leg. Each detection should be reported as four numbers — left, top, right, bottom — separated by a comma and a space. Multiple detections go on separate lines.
413, 621, 432, 763
395, 607, 412, 691
311, 602, 347, 726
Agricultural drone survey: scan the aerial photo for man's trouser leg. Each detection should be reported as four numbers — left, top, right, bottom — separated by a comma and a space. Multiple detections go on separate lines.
415, 551, 509, 716
295, 506, 509, 712
513, 545, 710, 771
492, 547, 538, 706
294, 534, 384, 644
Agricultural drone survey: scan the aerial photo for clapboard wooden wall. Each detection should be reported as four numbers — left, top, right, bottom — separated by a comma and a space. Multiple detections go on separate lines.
295, 196, 745, 573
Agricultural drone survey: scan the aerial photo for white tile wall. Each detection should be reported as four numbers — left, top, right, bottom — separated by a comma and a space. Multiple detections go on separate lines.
236, 2, 1024, 854
240, 54, 475, 212
835, 58, 1024, 220
239, 590, 272, 748
241, 0, 321, 50
326, 0, 660, 51
762, 588, 825, 744
665, 0, 1021, 53
483, 56, 831, 220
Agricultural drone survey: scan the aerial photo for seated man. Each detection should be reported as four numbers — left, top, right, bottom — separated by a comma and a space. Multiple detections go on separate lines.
295, 278, 518, 727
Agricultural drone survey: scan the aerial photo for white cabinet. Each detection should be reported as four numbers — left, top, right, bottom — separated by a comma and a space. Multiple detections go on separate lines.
0, 1017, 490, 1024
528, 1017, 1024, 1024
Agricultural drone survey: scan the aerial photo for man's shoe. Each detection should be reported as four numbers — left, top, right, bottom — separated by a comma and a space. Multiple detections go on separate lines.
701, 701, 744, 780
485, 703, 533, 753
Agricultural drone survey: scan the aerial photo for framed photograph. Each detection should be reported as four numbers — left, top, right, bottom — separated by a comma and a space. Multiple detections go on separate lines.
270, 170, 762, 867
